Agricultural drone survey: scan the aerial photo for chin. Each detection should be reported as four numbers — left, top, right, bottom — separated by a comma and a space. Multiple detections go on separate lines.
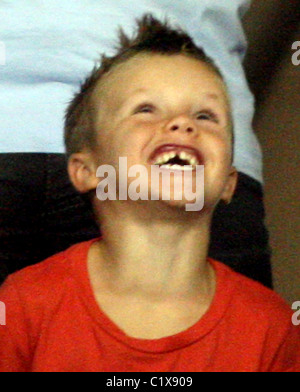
157, 193, 205, 213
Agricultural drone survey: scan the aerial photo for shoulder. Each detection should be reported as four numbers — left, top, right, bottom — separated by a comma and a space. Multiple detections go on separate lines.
213, 261, 300, 371
1, 240, 94, 307
213, 260, 294, 328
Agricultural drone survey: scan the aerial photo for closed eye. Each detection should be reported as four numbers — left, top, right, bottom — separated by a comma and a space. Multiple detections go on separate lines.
133, 103, 155, 114
196, 110, 219, 123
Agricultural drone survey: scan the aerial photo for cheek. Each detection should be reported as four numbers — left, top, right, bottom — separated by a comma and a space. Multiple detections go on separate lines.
207, 134, 231, 163
96, 121, 154, 168
94, 130, 121, 168
120, 120, 156, 154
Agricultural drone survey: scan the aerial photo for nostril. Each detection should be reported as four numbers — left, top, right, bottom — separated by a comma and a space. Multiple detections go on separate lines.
169, 124, 194, 133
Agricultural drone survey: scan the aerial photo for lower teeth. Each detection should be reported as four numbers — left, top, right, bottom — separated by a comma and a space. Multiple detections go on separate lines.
161, 164, 193, 170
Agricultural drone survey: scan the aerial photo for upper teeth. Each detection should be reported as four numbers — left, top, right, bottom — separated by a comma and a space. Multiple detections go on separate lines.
154, 151, 199, 166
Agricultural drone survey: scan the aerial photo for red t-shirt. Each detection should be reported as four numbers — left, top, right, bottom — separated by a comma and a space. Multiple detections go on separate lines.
0, 239, 299, 372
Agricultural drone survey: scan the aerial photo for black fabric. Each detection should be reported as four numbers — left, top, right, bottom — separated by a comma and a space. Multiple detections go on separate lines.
209, 172, 273, 288
0, 153, 272, 288
0, 153, 99, 282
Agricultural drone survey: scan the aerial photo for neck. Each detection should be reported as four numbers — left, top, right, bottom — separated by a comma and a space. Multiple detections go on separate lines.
91, 200, 215, 301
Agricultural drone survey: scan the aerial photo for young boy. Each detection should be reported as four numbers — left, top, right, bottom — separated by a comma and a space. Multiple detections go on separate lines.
0, 15, 299, 372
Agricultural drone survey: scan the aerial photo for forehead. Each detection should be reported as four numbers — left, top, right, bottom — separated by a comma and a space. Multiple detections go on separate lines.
92, 53, 230, 109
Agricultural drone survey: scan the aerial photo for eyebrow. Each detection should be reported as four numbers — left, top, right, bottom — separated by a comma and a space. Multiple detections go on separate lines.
121, 88, 228, 117
204, 93, 221, 101
130, 89, 222, 101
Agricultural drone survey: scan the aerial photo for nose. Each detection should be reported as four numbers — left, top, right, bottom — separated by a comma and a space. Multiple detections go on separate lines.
166, 115, 197, 135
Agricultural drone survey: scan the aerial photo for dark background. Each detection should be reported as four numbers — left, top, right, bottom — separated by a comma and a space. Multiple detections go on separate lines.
243, 0, 300, 303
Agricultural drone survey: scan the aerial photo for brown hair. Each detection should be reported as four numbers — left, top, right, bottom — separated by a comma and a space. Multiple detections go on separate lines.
64, 14, 233, 157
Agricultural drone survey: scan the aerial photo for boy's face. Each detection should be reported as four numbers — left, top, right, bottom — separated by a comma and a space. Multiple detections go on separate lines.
90, 53, 237, 210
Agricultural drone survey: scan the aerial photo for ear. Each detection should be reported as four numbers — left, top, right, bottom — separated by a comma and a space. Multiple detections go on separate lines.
220, 166, 238, 205
68, 152, 99, 193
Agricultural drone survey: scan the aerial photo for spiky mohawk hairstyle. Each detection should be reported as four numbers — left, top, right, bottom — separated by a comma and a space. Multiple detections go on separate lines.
64, 14, 227, 157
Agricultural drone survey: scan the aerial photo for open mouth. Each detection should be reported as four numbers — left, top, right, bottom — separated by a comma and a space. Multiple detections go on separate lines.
150, 145, 204, 171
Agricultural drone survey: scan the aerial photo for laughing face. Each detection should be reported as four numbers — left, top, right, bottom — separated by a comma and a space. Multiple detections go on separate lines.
91, 53, 237, 211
